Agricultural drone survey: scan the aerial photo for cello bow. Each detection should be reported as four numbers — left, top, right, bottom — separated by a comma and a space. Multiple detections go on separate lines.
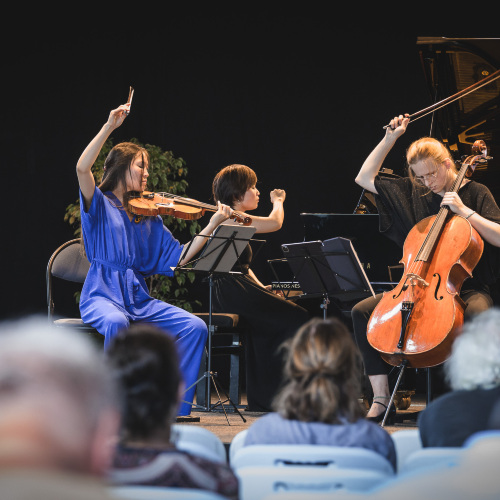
383, 68, 500, 129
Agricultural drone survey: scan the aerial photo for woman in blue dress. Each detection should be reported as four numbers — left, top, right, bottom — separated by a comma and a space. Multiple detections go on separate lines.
76, 102, 232, 416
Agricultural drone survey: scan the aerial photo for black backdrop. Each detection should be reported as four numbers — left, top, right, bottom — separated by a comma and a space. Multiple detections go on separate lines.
2, 13, 497, 320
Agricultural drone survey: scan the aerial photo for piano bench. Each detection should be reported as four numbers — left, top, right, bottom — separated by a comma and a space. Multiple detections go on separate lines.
193, 313, 245, 407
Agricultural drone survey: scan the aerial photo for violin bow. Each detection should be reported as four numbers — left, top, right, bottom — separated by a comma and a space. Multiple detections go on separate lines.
125, 86, 134, 115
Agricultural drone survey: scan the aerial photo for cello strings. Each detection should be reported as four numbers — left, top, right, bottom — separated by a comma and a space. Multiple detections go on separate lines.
405, 152, 476, 284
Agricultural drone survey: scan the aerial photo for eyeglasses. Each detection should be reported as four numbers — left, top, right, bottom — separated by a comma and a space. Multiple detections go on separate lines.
414, 168, 440, 183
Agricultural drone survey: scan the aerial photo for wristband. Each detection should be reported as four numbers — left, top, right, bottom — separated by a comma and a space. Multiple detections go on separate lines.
465, 210, 476, 220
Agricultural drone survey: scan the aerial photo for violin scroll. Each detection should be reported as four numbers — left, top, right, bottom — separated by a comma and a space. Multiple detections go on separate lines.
231, 212, 252, 225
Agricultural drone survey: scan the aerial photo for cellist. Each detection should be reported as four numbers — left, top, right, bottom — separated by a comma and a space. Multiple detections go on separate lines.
352, 114, 500, 422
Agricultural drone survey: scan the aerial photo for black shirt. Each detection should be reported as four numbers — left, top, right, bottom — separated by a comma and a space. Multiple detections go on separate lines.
418, 385, 500, 447
374, 176, 500, 288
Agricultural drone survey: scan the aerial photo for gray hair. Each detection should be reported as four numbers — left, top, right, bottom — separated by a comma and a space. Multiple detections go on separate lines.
0, 316, 118, 461
445, 308, 500, 390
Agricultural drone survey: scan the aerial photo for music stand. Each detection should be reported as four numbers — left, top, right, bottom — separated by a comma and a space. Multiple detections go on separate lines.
280, 237, 375, 318
177, 224, 256, 424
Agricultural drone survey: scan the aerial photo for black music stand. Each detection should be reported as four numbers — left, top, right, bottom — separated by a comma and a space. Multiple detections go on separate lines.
277, 237, 375, 319
177, 224, 256, 424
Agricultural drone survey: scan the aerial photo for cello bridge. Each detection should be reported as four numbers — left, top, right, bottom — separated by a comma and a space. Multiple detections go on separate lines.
406, 273, 429, 288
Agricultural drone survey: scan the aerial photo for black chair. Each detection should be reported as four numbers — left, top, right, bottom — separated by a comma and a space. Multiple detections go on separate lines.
46, 239, 103, 344
193, 312, 245, 407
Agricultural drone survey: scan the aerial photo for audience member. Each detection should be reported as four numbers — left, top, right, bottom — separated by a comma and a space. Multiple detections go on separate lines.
418, 307, 500, 447
0, 316, 120, 500
106, 324, 239, 500
242, 317, 396, 470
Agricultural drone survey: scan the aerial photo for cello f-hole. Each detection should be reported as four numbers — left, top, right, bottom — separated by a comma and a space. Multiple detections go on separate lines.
393, 281, 409, 299
393, 287, 404, 300
433, 273, 443, 301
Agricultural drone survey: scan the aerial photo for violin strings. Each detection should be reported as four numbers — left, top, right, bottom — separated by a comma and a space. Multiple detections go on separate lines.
156, 192, 217, 211
156, 192, 246, 219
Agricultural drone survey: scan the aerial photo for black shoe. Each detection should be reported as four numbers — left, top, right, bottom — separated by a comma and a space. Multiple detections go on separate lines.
366, 401, 396, 424
176, 415, 200, 423
244, 406, 270, 413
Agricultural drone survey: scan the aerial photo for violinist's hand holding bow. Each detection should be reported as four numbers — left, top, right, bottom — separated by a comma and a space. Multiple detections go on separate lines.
106, 103, 131, 131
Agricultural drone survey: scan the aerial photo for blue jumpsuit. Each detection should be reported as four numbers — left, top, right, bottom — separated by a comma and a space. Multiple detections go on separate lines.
79, 187, 207, 416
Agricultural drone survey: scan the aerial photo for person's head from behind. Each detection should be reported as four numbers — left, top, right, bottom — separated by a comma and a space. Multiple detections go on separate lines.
106, 324, 181, 443
445, 307, 500, 391
0, 317, 119, 476
99, 142, 150, 197
273, 317, 364, 424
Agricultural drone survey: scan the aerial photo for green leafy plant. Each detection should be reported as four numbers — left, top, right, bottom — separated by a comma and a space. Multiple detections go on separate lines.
64, 138, 202, 312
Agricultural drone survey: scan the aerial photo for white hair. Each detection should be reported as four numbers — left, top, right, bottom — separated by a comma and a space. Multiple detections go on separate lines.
445, 308, 500, 391
0, 316, 118, 468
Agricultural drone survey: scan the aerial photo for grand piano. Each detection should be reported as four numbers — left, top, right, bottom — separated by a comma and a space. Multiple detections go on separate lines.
417, 37, 500, 194
301, 37, 500, 299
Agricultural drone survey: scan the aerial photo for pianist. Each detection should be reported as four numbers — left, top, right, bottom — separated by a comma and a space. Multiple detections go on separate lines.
211, 164, 309, 412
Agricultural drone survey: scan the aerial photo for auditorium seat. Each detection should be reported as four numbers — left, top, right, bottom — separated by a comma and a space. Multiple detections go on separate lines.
236, 465, 390, 500
230, 444, 394, 475
170, 424, 227, 463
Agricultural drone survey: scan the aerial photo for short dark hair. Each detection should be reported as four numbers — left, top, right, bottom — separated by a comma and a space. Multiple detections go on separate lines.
106, 324, 181, 440
212, 164, 257, 207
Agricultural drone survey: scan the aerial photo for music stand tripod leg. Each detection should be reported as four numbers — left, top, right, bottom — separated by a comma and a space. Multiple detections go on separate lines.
207, 269, 247, 423
320, 295, 330, 320
178, 225, 255, 425
182, 275, 245, 423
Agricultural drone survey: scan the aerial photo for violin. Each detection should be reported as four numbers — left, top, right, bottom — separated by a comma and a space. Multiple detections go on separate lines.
127, 191, 252, 225
366, 140, 489, 369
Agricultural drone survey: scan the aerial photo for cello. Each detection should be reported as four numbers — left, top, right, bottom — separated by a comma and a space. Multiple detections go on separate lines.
367, 140, 489, 371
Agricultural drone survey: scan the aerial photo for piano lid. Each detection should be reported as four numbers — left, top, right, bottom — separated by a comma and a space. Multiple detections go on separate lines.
417, 37, 500, 195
